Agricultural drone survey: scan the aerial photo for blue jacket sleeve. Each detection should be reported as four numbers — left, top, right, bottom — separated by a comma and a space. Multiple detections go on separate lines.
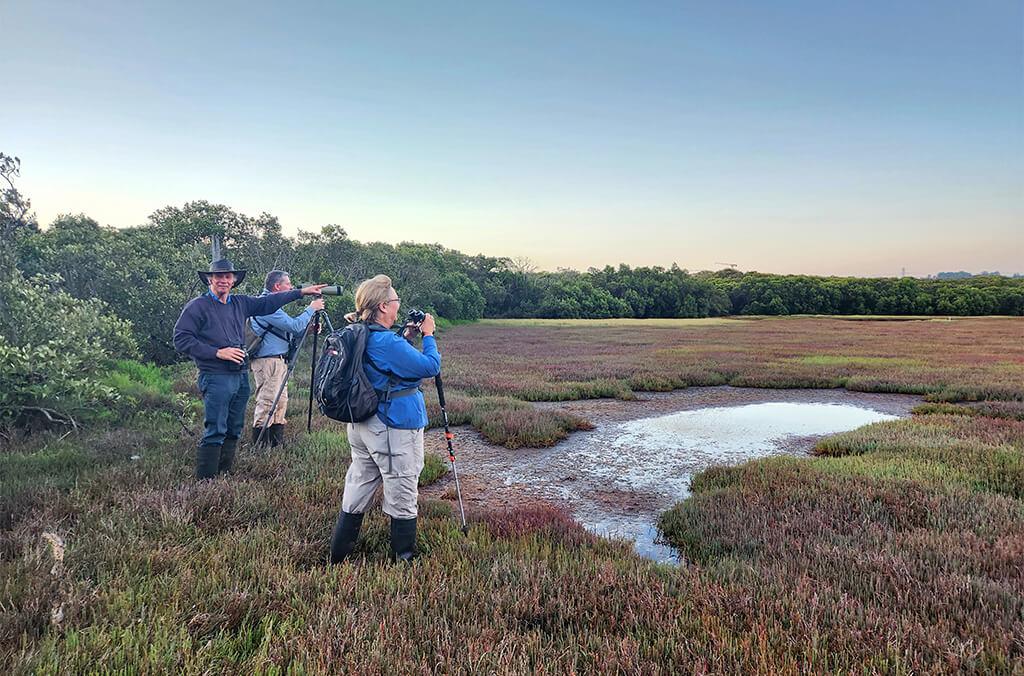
240, 289, 302, 317
259, 305, 316, 334
381, 334, 441, 380
172, 302, 218, 360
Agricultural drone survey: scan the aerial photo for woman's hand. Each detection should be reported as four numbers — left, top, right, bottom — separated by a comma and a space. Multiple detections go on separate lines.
420, 313, 435, 336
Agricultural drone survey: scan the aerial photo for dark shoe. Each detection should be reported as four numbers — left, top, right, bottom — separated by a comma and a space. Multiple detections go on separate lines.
330, 511, 365, 564
269, 423, 285, 447
251, 426, 269, 448
390, 517, 417, 562
218, 436, 239, 474
196, 445, 221, 480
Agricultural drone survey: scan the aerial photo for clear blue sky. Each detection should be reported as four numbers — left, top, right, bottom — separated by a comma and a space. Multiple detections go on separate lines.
6, 0, 1022, 276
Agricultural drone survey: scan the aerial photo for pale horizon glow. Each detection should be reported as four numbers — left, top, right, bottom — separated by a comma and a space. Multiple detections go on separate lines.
6, 1, 1023, 277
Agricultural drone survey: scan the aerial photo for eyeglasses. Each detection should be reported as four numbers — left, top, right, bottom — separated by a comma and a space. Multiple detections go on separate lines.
383, 297, 401, 305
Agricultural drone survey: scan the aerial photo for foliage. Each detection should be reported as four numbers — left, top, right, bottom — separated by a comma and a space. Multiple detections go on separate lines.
418, 453, 448, 486
102, 360, 178, 414
16, 204, 290, 363
711, 271, 1024, 316
0, 153, 38, 276
658, 454, 1022, 672
0, 273, 137, 432
8, 174, 1020, 369
424, 393, 594, 447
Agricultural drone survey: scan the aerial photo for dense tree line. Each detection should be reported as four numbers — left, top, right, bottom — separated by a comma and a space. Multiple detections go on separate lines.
14, 208, 1024, 358
709, 271, 1024, 317
13, 204, 1024, 365
5, 156, 1022, 368
7, 154, 1020, 430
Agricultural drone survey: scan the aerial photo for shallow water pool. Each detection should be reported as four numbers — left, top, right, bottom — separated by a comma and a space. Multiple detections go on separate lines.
505, 400, 901, 562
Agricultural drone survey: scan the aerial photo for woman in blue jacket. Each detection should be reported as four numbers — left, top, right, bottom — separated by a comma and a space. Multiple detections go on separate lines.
330, 275, 440, 562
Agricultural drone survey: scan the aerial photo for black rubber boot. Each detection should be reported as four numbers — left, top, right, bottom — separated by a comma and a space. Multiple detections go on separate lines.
196, 445, 221, 480
251, 426, 269, 448
329, 511, 365, 564
269, 423, 285, 448
218, 436, 239, 474
390, 517, 417, 563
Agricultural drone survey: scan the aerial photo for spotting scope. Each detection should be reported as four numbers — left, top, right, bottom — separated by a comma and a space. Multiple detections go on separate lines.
298, 284, 344, 296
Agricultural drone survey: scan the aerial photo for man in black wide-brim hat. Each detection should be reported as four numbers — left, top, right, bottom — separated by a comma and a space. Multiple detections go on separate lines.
173, 259, 326, 479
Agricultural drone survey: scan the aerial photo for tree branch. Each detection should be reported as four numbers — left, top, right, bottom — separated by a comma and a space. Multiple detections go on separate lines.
5, 405, 80, 430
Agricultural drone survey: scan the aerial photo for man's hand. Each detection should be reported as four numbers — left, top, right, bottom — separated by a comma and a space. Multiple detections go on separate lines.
309, 297, 325, 311
420, 313, 436, 337
216, 347, 246, 364
300, 284, 328, 296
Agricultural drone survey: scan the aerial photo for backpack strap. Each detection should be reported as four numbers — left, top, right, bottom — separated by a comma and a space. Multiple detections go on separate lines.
246, 318, 293, 357
253, 318, 291, 343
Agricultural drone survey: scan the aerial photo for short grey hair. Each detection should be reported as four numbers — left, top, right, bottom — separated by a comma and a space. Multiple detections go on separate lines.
264, 270, 290, 291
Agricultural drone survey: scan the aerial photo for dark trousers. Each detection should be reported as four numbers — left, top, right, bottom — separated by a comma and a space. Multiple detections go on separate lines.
198, 372, 251, 446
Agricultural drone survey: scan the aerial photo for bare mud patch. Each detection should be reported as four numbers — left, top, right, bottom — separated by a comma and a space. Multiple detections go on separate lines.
422, 386, 920, 562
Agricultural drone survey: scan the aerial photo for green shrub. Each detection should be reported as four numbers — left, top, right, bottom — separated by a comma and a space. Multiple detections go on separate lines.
0, 273, 137, 432
419, 453, 448, 486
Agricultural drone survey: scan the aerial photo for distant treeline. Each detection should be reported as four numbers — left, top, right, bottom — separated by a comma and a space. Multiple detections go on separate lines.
9, 203, 1024, 364
934, 271, 1023, 279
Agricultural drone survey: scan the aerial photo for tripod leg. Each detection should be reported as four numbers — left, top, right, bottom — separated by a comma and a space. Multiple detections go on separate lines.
307, 312, 321, 433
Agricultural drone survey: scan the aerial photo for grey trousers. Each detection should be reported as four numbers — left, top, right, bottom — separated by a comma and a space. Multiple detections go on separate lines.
341, 415, 424, 520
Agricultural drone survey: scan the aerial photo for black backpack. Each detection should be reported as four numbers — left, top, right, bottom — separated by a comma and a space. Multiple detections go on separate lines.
314, 323, 379, 423
315, 323, 422, 424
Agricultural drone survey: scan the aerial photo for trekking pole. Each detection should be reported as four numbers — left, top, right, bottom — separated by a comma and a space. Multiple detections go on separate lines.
434, 374, 468, 533
255, 314, 317, 448
306, 311, 322, 433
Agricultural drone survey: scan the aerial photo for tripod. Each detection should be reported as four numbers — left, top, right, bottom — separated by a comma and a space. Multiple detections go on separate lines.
253, 309, 334, 447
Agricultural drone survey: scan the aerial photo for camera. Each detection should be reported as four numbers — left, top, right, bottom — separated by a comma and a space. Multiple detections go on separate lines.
398, 309, 426, 342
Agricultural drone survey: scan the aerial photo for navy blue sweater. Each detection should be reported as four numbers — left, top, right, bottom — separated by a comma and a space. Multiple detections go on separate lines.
173, 290, 302, 373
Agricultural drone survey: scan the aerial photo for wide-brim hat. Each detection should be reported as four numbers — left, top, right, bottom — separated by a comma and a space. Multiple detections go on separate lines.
198, 258, 247, 288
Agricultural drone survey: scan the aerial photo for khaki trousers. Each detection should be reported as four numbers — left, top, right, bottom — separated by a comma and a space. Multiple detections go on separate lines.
251, 357, 289, 427
342, 416, 424, 520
